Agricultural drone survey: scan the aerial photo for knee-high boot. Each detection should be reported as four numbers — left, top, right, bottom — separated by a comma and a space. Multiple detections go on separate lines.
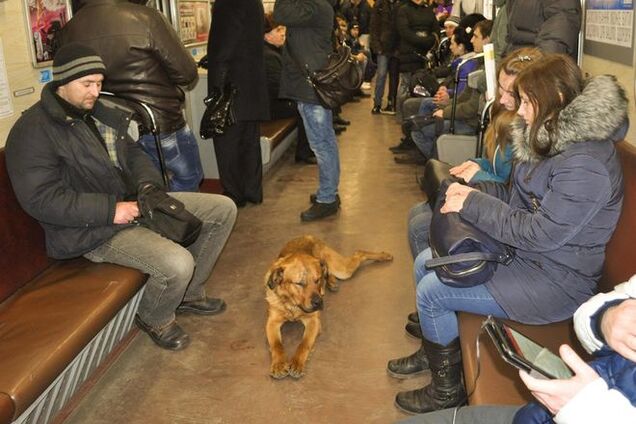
394, 337, 466, 414
386, 341, 429, 379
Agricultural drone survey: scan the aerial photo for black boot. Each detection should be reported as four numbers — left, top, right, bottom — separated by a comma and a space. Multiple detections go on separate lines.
386, 342, 429, 379
394, 338, 466, 414
389, 136, 416, 153
408, 311, 420, 324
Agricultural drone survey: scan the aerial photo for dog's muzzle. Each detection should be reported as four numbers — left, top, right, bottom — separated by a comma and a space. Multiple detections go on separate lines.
300, 294, 323, 313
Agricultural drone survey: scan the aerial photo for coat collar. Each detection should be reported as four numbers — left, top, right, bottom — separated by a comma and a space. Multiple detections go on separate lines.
511, 75, 629, 163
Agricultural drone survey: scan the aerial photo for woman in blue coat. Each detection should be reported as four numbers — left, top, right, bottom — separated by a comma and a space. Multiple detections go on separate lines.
390, 54, 628, 414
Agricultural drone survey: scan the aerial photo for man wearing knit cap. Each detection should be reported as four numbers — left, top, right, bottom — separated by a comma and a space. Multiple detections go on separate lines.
5, 43, 237, 351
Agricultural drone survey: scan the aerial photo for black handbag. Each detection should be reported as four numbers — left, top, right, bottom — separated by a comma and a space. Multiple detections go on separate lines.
137, 186, 202, 247
200, 84, 236, 139
425, 180, 514, 288
420, 158, 461, 204
289, 44, 363, 109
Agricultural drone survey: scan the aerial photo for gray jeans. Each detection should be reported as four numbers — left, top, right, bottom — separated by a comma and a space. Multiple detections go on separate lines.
399, 405, 521, 424
84, 193, 237, 329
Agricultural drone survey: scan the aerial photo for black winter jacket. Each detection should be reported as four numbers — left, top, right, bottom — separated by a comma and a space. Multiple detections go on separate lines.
369, 0, 400, 55
5, 85, 163, 259
274, 0, 334, 105
395, 1, 439, 73
58, 0, 198, 134
340, 0, 372, 34
505, 0, 581, 59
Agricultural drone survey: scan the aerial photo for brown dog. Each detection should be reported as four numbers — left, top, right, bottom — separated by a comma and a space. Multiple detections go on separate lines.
265, 235, 393, 379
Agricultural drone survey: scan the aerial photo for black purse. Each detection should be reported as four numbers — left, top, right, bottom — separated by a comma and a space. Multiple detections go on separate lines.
425, 180, 514, 288
137, 186, 202, 247
200, 84, 237, 139
419, 158, 461, 204
288, 44, 363, 109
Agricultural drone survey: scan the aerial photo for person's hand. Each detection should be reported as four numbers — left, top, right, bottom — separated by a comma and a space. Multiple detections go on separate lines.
440, 183, 475, 213
450, 161, 481, 182
434, 87, 450, 106
354, 52, 366, 63
432, 109, 444, 119
114, 201, 140, 224
600, 298, 636, 362
519, 345, 601, 415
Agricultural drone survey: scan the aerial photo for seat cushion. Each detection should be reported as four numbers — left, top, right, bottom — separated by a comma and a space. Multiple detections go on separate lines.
260, 118, 297, 150
0, 258, 145, 420
458, 312, 589, 406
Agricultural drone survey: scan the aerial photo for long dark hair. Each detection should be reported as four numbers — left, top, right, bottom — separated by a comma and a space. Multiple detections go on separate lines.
513, 54, 583, 157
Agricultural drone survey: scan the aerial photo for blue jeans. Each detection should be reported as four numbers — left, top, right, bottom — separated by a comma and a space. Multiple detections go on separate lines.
297, 102, 340, 203
139, 124, 204, 192
374, 54, 389, 108
414, 248, 508, 345
411, 118, 475, 158
408, 201, 433, 259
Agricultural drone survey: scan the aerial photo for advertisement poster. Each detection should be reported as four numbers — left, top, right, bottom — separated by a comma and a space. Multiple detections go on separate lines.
0, 38, 14, 119
177, 0, 210, 46
586, 0, 633, 48
25, 0, 71, 67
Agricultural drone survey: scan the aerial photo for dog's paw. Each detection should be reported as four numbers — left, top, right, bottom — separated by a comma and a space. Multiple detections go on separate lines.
270, 361, 290, 379
379, 252, 394, 261
288, 360, 305, 379
327, 281, 340, 292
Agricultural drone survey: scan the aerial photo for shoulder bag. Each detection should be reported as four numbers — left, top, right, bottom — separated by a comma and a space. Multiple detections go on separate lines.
425, 179, 514, 287
288, 43, 363, 109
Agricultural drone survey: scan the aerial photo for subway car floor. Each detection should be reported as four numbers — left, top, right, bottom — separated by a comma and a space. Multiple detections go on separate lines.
64, 95, 431, 424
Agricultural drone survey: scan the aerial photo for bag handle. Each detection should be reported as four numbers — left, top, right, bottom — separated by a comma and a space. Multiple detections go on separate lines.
426, 251, 513, 269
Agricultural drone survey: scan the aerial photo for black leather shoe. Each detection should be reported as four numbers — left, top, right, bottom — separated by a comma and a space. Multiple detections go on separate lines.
394, 153, 427, 165
295, 156, 318, 165
177, 297, 227, 315
135, 315, 190, 351
309, 193, 341, 208
300, 200, 339, 222
334, 124, 347, 134
408, 311, 420, 324
406, 321, 423, 339
389, 137, 416, 153
333, 116, 351, 126
387, 345, 429, 379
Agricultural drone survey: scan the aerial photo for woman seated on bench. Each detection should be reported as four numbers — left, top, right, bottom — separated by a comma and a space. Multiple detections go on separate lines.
388, 53, 629, 414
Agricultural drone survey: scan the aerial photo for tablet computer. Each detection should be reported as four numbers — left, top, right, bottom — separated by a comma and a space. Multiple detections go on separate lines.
483, 316, 573, 380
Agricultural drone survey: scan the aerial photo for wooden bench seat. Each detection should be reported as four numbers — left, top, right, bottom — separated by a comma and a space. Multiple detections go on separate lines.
459, 140, 636, 405
260, 117, 298, 172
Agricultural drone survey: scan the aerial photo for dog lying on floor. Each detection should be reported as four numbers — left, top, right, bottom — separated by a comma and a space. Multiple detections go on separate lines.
265, 235, 393, 379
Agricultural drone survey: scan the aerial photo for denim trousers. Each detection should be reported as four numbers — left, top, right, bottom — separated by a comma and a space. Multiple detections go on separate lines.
402, 97, 436, 120
138, 124, 204, 192
83, 193, 237, 329
407, 201, 432, 259
297, 102, 340, 203
399, 405, 521, 424
411, 118, 475, 158
413, 248, 508, 345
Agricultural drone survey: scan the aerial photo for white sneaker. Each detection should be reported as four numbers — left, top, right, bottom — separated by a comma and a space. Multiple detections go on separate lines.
361, 82, 372, 90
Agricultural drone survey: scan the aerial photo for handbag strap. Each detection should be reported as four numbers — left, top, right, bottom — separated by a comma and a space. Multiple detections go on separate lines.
425, 251, 512, 269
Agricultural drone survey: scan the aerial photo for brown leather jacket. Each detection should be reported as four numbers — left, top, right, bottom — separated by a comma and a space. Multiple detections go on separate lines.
58, 0, 198, 133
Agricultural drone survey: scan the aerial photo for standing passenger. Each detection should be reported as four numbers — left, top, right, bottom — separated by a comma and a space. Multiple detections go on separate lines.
207, 0, 269, 207
58, 0, 204, 192
274, 0, 342, 222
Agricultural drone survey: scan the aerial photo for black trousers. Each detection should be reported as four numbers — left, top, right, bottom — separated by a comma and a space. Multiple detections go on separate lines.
213, 120, 262, 204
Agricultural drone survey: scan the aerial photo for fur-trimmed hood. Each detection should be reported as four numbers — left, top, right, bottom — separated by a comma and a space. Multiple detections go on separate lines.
511, 75, 629, 163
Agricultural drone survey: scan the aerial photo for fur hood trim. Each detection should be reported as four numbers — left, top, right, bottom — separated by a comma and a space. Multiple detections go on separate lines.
511, 75, 628, 163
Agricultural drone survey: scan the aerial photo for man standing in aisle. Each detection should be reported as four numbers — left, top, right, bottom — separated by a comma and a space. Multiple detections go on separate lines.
5, 44, 237, 351
274, 0, 342, 221
58, 0, 204, 192
206, 0, 270, 207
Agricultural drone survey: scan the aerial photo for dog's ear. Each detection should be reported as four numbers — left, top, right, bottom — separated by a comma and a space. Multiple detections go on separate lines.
266, 266, 285, 290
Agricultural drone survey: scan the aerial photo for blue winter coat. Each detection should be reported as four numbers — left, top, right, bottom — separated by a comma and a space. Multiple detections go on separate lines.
460, 75, 628, 324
